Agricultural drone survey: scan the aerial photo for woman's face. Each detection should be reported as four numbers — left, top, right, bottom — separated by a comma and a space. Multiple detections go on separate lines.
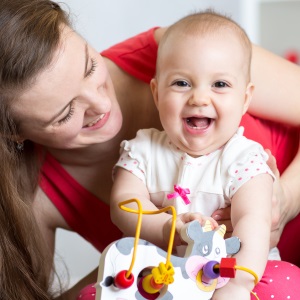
13, 26, 123, 149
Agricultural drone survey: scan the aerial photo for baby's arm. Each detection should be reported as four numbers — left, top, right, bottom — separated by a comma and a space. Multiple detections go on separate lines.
111, 167, 217, 250
213, 173, 273, 300
111, 167, 170, 249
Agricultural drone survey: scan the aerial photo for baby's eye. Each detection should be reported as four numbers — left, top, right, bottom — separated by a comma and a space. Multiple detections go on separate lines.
172, 80, 190, 87
213, 81, 229, 88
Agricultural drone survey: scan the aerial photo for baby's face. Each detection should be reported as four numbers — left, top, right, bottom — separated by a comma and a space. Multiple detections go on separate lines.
151, 32, 254, 157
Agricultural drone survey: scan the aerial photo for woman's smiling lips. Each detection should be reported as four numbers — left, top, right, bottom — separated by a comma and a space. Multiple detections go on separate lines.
83, 113, 109, 129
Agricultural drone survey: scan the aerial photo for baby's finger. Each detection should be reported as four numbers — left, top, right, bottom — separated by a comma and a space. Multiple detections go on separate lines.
178, 212, 204, 224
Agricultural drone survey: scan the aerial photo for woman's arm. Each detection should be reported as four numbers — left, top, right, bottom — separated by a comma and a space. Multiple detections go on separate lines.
272, 140, 300, 240
250, 44, 300, 126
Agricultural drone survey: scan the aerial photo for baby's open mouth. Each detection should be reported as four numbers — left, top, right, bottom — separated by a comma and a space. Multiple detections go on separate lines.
185, 117, 212, 129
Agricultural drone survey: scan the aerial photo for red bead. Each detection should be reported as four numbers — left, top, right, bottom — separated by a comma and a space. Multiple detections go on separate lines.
114, 270, 134, 289
219, 257, 236, 278
137, 276, 160, 299
150, 276, 164, 290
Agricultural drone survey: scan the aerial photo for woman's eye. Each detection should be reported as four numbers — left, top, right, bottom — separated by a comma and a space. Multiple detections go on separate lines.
57, 105, 75, 125
213, 81, 228, 88
86, 58, 97, 77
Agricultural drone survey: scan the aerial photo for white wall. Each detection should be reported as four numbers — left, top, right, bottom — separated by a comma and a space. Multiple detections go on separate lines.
54, 229, 100, 288
58, 0, 258, 52
260, 0, 300, 56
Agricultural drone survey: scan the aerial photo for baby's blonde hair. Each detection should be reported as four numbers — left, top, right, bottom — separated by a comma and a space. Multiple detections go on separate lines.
158, 10, 252, 81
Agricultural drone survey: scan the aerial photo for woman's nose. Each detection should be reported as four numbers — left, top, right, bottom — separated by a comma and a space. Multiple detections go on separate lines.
85, 86, 110, 116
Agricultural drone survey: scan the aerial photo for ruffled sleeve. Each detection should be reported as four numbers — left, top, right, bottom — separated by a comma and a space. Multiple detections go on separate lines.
113, 129, 156, 183
222, 128, 275, 199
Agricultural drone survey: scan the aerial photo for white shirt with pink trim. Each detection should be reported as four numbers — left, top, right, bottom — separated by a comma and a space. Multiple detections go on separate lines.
114, 127, 274, 216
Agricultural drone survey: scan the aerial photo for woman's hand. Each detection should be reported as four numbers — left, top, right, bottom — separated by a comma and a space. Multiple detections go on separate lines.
265, 149, 292, 247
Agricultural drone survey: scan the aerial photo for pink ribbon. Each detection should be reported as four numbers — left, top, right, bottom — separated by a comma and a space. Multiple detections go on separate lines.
167, 184, 191, 205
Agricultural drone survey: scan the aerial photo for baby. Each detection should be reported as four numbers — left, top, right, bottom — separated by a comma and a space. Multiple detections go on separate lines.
111, 10, 275, 299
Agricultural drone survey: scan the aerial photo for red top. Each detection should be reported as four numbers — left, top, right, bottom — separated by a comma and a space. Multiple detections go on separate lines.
40, 153, 122, 252
101, 27, 158, 84
41, 27, 300, 265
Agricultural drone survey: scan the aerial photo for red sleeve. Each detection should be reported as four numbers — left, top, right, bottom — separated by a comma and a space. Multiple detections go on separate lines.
101, 27, 159, 84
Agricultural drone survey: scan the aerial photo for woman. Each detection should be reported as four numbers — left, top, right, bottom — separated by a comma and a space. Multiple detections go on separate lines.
0, 0, 300, 299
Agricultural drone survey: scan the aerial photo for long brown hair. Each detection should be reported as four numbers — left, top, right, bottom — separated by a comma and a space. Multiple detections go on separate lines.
0, 0, 70, 298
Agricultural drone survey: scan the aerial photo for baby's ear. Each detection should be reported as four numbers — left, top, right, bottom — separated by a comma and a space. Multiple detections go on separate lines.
242, 82, 255, 114
150, 77, 159, 108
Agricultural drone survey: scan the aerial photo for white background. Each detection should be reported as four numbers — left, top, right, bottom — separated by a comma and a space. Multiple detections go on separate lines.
58, 0, 259, 52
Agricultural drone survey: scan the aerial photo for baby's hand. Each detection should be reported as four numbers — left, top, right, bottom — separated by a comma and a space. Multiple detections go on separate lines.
176, 212, 219, 232
162, 212, 218, 249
